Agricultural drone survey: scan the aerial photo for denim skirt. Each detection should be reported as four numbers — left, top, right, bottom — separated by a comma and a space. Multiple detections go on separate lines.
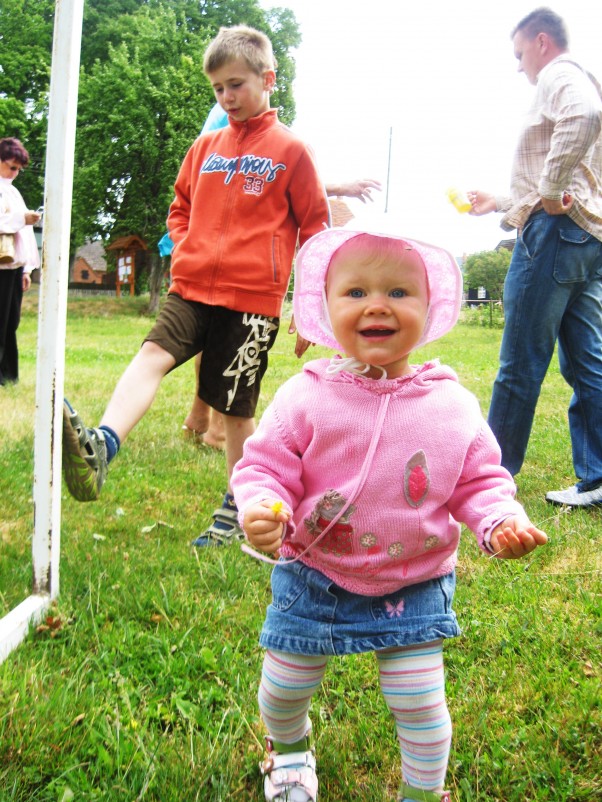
259, 559, 461, 656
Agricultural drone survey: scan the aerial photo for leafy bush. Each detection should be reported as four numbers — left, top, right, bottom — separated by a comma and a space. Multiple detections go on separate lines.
460, 301, 505, 328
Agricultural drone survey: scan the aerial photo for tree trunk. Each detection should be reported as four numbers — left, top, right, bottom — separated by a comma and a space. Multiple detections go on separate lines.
148, 252, 167, 314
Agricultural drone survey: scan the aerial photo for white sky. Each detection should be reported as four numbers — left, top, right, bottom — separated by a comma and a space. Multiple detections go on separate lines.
261, 0, 602, 256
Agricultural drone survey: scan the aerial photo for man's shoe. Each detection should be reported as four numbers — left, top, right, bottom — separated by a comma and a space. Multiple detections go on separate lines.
545, 484, 602, 508
62, 400, 108, 502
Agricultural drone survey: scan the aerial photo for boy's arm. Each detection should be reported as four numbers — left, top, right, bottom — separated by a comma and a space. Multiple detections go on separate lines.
288, 147, 331, 247
167, 146, 195, 244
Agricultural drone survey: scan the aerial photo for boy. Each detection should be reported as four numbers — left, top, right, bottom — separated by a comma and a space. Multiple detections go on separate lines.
62, 25, 330, 546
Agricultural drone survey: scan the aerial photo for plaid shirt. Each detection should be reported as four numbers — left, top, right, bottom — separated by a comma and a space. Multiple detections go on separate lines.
498, 56, 602, 240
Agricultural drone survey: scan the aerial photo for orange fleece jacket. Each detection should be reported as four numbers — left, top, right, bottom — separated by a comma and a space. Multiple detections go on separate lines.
167, 109, 331, 318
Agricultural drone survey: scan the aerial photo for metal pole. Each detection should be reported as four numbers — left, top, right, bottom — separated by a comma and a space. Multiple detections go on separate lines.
32, 0, 84, 597
0, 0, 84, 665
384, 127, 392, 213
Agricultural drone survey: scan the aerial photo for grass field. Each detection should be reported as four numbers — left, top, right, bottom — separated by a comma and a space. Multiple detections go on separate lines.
0, 292, 600, 801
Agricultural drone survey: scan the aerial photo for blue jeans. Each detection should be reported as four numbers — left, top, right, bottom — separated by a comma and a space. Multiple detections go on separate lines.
488, 211, 602, 489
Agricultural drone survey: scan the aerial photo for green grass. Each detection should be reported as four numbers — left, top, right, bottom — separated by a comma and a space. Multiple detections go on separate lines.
0, 292, 600, 802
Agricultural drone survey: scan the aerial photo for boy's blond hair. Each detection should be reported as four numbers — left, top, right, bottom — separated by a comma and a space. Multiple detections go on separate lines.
203, 25, 277, 76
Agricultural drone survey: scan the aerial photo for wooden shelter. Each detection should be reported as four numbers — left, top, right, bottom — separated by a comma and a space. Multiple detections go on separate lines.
107, 234, 147, 297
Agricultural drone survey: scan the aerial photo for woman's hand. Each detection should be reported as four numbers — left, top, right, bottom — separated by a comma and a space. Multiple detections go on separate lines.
25, 210, 41, 226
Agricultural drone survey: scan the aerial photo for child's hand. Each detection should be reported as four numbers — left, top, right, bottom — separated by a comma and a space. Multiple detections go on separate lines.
294, 332, 312, 358
489, 516, 548, 559
243, 500, 290, 554
288, 315, 313, 357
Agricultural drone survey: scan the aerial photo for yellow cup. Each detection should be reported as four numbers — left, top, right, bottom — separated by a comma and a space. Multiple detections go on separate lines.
447, 187, 471, 214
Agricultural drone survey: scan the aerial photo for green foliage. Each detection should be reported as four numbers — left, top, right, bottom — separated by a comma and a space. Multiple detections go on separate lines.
0, 0, 54, 100
0, 0, 301, 251
0, 0, 54, 207
264, 7, 301, 125
72, 5, 214, 247
0, 95, 27, 143
81, 0, 165, 64
0, 293, 601, 801
460, 301, 505, 329
463, 249, 511, 301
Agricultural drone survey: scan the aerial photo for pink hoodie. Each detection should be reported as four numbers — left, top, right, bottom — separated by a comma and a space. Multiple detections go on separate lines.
231, 358, 524, 596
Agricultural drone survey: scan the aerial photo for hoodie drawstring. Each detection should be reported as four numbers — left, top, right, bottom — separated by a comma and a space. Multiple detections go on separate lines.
241, 392, 392, 566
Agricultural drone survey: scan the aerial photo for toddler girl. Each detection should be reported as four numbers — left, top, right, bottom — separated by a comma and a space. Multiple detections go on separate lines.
231, 224, 547, 802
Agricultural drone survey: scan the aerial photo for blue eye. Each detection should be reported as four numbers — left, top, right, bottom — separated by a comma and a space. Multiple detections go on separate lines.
348, 288, 365, 298
390, 288, 406, 298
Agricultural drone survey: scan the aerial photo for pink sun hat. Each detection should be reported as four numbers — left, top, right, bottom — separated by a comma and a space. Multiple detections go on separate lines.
293, 219, 462, 351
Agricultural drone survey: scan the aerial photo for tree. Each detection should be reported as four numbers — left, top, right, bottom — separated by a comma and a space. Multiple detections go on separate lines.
0, 0, 54, 208
72, 5, 214, 312
79, 0, 299, 124
265, 7, 301, 126
1, 0, 301, 302
462, 249, 512, 301
72, 6, 214, 247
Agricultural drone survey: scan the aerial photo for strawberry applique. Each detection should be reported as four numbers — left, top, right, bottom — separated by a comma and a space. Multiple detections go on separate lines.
404, 450, 430, 508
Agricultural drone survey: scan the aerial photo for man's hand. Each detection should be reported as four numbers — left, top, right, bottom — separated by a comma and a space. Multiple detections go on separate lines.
467, 190, 497, 216
541, 192, 573, 215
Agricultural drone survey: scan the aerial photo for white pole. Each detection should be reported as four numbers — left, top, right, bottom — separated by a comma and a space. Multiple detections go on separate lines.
384, 127, 392, 214
33, 0, 84, 594
0, 0, 84, 664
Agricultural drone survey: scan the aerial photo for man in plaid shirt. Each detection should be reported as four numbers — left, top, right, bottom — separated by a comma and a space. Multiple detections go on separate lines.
469, 7, 602, 509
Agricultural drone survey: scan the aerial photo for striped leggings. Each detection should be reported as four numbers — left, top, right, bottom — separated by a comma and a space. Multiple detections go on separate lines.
258, 640, 451, 792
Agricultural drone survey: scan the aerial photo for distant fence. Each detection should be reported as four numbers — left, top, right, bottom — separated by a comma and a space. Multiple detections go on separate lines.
68, 287, 116, 297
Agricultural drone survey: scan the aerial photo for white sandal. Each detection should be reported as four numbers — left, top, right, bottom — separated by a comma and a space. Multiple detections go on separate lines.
261, 734, 318, 802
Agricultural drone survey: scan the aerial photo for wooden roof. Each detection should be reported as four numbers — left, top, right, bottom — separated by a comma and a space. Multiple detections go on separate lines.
328, 198, 354, 228
496, 238, 517, 253
107, 235, 148, 252
74, 240, 107, 273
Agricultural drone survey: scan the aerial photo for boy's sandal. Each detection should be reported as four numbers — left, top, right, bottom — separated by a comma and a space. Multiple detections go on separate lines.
62, 400, 108, 502
397, 782, 451, 802
261, 734, 318, 802
191, 506, 244, 547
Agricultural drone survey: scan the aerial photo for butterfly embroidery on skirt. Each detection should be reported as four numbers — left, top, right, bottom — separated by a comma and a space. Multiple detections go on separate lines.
384, 598, 405, 618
